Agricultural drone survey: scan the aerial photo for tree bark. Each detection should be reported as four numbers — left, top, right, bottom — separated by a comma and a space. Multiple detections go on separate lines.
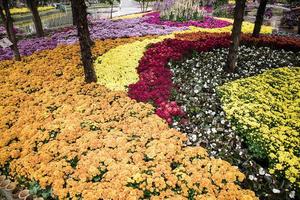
110, 3, 113, 19
71, 1, 77, 25
0, 0, 21, 61
252, 0, 268, 37
26, 0, 44, 37
71, 0, 97, 83
145, 1, 149, 11
298, 17, 300, 35
226, 0, 247, 73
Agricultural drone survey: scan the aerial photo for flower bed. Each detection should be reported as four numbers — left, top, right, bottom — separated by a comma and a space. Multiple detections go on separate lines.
93, 22, 273, 93
175, 32, 300, 51
0, 13, 273, 61
1, 11, 293, 200
127, 33, 300, 198
9, 6, 54, 15
143, 12, 231, 28
169, 47, 300, 199
94, 36, 168, 91
128, 37, 231, 122
0, 26, 22, 36
0, 18, 186, 61
0, 37, 257, 200
218, 67, 300, 188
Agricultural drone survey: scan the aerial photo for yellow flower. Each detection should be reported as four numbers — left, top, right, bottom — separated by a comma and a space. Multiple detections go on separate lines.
10, 6, 54, 15
218, 67, 300, 188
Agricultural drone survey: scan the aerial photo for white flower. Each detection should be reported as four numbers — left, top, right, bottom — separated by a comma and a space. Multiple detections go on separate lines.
248, 175, 255, 181
259, 168, 265, 176
190, 134, 197, 142
289, 191, 295, 199
272, 189, 280, 194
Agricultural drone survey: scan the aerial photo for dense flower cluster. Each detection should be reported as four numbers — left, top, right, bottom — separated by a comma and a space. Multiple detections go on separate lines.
128, 37, 231, 122
0, 37, 57, 61
218, 67, 300, 188
0, 25, 22, 36
94, 35, 171, 91
9, 6, 54, 15
0, 12, 273, 61
0, 17, 186, 61
58, 17, 186, 44
144, 12, 231, 28
93, 21, 273, 93
180, 19, 272, 35
156, 101, 184, 124
113, 12, 147, 20
128, 33, 300, 198
169, 45, 300, 199
0, 38, 256, 199
176, 32, 300, 51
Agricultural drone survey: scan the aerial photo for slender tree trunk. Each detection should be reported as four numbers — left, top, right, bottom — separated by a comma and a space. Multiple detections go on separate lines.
71, 0, 97, 83
0, 0, 21, 61
110, 4, 113, 19
226, 0, 246, 72
252, 0, 268, 37
26, 0, 44, 37
298, 17, 300, 35
71, 1, 77, 25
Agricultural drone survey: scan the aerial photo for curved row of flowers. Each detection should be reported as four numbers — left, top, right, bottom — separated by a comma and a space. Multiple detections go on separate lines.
0, 36, 258, 199
93, 21, 272, 93
0, 12, 272, 61
124, 33, 300, 193
129, 33, 300, 120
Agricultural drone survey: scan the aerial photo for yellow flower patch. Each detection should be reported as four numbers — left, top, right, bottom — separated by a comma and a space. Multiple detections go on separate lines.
94, 35, 173, 91
113, 12, 149, 20
181, 20, 272, 35
218, 67, 300, 188
10, 6, 54, 15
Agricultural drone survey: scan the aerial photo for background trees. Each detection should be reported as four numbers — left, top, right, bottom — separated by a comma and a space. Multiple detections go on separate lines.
99, 0, 120, 18
253, 0, 268, 37
26, 0, 44, 37
0, 0, 21, 61
134, 0, 155, 12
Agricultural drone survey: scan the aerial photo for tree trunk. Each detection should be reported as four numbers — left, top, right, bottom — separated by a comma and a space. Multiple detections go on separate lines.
226, 0, 246, 72
71, 0, 97, 83
110, 4, 113, 19
252, 0, 268, 37
26, 0, 44, 37
71, 1, 77, 25
0, 0, 21, 61
298, 17, 300, 35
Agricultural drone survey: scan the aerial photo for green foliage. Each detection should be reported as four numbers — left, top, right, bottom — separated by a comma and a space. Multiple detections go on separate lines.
91, 167, 108, 182
29, 181, 53, 199
213, 0, 229, 8
213, 5, 234, 18
99, 0, 120, 5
